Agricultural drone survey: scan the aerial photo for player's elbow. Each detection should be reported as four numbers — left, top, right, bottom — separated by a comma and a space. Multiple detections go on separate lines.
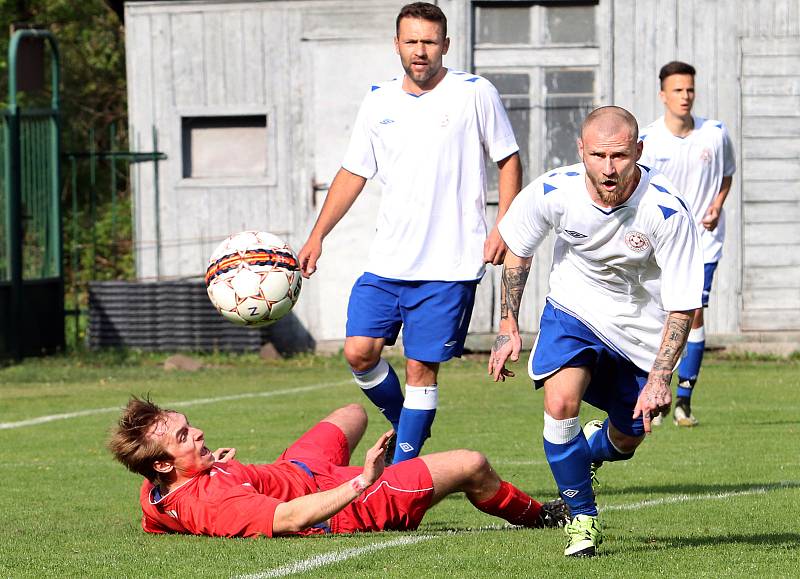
272, 504, 313, 534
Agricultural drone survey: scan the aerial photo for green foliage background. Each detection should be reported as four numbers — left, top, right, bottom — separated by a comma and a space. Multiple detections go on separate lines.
1, 1, 132, 346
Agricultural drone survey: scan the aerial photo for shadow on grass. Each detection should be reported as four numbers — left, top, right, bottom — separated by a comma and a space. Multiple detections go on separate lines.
597, 532, 800, 557
659, 532, 800, 549
595, 480, 800, 497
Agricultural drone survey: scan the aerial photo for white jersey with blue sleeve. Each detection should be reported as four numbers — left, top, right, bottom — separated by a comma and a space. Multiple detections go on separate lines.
639, 115, 736, 264
341, 70, 519, 281
498, 163, 704, 372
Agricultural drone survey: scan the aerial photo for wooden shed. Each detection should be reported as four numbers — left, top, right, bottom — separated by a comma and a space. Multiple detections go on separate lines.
124, 0, 800, 352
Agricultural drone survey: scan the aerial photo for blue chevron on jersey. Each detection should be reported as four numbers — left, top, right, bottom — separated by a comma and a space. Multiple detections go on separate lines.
658, 205, 678, 220
544, 182, 557, 195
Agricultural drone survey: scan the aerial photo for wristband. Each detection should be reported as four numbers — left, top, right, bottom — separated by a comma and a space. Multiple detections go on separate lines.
350, 475, 370, 495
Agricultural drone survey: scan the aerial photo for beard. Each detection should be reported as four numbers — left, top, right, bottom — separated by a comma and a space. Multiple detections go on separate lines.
403, 60, 441, 86
587, 169, 639, 206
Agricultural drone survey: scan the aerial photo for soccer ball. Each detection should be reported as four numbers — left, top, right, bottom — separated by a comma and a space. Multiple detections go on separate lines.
205, 231, 302, 327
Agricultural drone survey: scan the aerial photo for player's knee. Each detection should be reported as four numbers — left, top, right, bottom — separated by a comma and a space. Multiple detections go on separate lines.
544, 397, 581, 420
460, 450, 492, 479
609, 428, 643, 454
327, 403, 368, 425
344, 343, 379, 372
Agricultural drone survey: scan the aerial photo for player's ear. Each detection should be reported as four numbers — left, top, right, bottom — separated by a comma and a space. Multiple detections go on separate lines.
442, 36, 450, 54
635, 139, 643, 160
153, 459, 174, 474
576, 137, 584, 158
394, 35, 400, 55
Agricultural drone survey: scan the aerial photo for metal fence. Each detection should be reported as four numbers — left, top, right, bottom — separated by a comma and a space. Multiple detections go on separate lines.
63, 125, 165, 348
0, 30, 62, 359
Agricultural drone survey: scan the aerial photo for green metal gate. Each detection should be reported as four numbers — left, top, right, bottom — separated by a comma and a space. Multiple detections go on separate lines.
0, 30, 62, 359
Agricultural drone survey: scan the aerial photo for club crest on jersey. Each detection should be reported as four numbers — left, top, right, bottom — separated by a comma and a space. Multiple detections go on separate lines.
700, 148, 712, 163
625, 231, 650, 252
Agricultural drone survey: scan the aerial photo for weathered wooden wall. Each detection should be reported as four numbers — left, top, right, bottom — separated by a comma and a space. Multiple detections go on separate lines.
126, 0, 800, 346
613, 0, 800, 337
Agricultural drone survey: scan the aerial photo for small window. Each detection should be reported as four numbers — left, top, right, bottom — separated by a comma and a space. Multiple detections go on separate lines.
475, 5, 530, 44
182, 116, 267, 179
546, 5, 596, 44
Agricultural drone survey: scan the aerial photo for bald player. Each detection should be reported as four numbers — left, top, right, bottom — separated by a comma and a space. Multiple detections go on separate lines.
487, 106, 703, 557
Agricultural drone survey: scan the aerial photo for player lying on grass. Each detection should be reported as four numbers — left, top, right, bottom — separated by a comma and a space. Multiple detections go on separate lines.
109, 397, 569, 538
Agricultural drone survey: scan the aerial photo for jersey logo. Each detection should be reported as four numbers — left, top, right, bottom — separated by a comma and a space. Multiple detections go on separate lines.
440, 114, 449, 127
543, 182, 557, 195
625, 231, 650, 252
379, 118, 395, 125
562, 489, 579, 498
655, 157, 671, 162
167, 510, 178, 519
700, 148, 712, 163
564, 229, 587, 238
444, 340, 457, 347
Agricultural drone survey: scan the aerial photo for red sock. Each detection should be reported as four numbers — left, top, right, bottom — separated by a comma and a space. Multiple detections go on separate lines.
471, 481, 543, 527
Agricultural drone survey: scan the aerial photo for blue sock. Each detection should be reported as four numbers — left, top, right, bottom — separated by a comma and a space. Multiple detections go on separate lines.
352, 359, 403, 431
586, 419, 634, 464
678, 326, 705, 399
543, 414, 596, 517
393, 384, 437, 463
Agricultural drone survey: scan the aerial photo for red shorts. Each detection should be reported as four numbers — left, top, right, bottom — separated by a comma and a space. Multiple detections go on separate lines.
278, 420, 434, 534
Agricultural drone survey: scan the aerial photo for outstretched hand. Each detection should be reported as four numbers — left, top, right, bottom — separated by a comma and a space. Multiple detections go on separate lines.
488, 332, 521, 382
632, 375, 672, 434
362, 429, 394, 484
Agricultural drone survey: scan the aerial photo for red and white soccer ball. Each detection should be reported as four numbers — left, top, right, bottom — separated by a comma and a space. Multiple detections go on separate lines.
205, 231, 302, 327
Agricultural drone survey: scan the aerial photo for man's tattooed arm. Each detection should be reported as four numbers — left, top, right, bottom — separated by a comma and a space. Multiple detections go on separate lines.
500, 261, 531, 322
649, 311, 694, 388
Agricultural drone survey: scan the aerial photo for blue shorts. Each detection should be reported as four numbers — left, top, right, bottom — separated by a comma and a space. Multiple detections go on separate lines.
346, 272, 478, 363
702, 262, 718, 307
531, 301, 648, 437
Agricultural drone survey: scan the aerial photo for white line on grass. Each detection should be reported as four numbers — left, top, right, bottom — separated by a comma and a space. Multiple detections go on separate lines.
235, 534, 437, 579
0, 380, 351, 430
600, 482, 797, 512
237, 482, 799, 578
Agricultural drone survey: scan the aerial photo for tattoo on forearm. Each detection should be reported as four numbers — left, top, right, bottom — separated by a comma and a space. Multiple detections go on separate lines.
500, 264, 530, 320
652, 314, 692, 375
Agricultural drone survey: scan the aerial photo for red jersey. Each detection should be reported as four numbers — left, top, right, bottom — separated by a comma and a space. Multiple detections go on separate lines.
138, 421, 434, 538
140, 460, 322, 538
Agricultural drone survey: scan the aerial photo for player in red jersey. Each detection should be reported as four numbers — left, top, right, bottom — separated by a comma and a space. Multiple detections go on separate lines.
109, 397, 568, 538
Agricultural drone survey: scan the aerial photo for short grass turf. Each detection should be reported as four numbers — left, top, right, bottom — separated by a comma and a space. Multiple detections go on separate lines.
1, 352, 798, 578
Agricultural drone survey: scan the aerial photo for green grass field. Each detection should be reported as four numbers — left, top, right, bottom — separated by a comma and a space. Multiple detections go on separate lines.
1, 352, 798, 578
